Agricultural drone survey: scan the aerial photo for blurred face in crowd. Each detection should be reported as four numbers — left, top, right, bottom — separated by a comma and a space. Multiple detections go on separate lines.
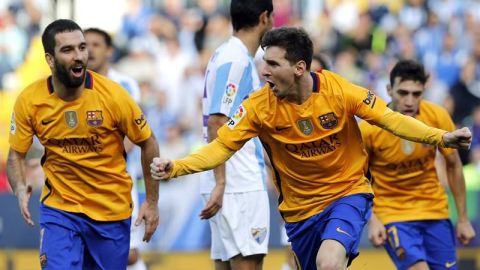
85, 31, 112, 73
46, 30, 88, 89
262, 46, 299, 100
387, 77, 424, 117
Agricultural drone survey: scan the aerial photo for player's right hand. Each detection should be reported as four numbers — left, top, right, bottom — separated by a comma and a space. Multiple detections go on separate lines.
16, 185, 34, 226
443, 127, 472, 149
150, 157, 173, 181
368, 215, 386, 247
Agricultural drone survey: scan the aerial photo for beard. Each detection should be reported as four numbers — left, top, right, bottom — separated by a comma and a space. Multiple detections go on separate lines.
54, 59, 86, 89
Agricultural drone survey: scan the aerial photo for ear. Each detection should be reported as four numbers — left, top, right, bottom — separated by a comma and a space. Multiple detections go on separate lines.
259, 10, 270, 26
45, 53, 55, 69
294, 60, 307, 76
386, 84, 393, 97
107, 46, 114, 59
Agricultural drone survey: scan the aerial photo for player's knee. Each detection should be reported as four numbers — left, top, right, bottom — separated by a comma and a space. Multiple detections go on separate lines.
316, 256, 344, 270
127, 248, 139, 265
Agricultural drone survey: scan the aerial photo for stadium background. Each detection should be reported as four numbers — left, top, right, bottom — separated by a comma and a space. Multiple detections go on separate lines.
0, 0, 479, 269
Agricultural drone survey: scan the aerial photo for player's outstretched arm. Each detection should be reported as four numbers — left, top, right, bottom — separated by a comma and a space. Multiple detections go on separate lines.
442, 127, 472, 149
6, 148, 34, 226
150, 138, 236, 181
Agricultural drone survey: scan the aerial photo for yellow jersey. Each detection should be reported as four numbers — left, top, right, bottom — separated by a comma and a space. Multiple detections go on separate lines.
9, 71, 152, 221
359, 100, 455, 224
218, 70, 389, 222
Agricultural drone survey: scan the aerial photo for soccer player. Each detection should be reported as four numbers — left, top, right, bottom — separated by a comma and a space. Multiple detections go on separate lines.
361, 59, 476, 270
7, 19, 160, 269
85, 27, 147, 270
200, 0, 273, 269
150, 27, 472, 270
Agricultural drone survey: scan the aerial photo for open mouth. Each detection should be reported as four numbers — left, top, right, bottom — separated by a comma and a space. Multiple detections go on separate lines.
71, 66, 84, 77
267, 81, 276, 91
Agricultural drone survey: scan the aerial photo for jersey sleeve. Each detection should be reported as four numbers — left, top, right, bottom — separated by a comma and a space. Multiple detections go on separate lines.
217, 98, 261, 150
208, 60, 253, 117
114, 86, 152, 143
9, 93, 34, 153
358, 120, 373, 156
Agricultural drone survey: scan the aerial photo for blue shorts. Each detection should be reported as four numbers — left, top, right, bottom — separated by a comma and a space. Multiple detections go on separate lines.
285, 193, 372, 270
39, 204, 131, 270
384, 219, 457, 270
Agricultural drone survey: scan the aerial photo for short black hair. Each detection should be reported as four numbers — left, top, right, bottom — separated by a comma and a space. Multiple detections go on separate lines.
230, 0, 273, 31
84, 27, 113, 47
42, 19, 83, 55
390, 59, 429, 86
261, 27, 313, 70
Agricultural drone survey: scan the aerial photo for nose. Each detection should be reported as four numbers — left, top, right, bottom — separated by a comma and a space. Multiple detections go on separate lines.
73, 47, 84, 61
262, 65, 271, 78
404, 94, 414, 107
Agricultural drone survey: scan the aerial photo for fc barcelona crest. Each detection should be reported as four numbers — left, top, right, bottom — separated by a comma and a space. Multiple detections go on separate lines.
64, 111, 78, 128
297, 119, 313, 135
86, 110, 103, 127
319, 112, 338, 129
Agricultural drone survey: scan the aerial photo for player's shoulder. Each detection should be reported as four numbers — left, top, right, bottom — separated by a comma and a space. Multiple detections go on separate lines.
212, 38, 250, 65
17, 77, 50, 102
419, 100, 448, 114
89, 71, 125, 93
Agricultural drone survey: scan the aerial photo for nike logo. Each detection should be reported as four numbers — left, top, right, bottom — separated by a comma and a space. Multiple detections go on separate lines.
275, 126, 291, 132
445, 261, 456, 268
41, 119, 55, 125
336, 227, 351, 237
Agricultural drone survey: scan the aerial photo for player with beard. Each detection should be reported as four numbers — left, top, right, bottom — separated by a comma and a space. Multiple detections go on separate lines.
150, 28, 472, 270
85, 27, 146, 270
7, 19, 160, 269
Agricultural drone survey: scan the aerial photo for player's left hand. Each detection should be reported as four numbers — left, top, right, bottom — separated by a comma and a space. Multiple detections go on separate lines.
443, 127, 472, 149
135, 201, 159, 242
456, 219, 476, 245
200, 184, 225, 220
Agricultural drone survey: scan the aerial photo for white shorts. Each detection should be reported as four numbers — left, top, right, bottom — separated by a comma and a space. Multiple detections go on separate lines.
202, 190, 270, 261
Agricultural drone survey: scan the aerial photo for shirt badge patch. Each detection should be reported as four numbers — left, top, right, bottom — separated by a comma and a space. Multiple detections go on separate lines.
318, 112, 338, 129
86, 110, 103, 127
297, 118, 314, 135
64, 111, 78, 129
401, 139, 415, 155
251, 227, 267, 245
222, 82, 237, 105
227, 104, 246, 129
10, 112, 16, 135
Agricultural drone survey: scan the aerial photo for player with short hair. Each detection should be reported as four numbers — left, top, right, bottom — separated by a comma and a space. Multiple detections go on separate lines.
150, 27, 472, 270
7, 19, 160, 269
200, 0, 273, 269
85, 27, 147, 270
361, 59, 476, 270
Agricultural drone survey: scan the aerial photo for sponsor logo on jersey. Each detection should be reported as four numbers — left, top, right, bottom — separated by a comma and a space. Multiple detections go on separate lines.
363, 90, 377, 108
10, 112, 16, 135
86, 110, 103, 127
47, 134, 103, 153
64, 111, 78, 129
227, 104, 246, 129
385, 156, 431, 175
285, 134, 341, 158
297, 119, 314, 135
318, 112, 338, 129
222, 82, 237, 105
251, 227, 267, 245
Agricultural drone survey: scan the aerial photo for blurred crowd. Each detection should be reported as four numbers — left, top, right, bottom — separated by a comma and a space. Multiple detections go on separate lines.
0, 0, 479, 192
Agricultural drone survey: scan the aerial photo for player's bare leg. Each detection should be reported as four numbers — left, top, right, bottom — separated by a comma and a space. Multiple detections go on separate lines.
230, 254, 264, 270
316, 239, 348, 270
127, 248, 147, 270
215, 259, 232, 270
407, 261, 429, 270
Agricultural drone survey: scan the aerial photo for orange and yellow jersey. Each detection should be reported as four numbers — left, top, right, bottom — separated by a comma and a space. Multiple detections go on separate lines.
359, 100, 455, 224
216, 70, 395, 222
9, 71, 152, 221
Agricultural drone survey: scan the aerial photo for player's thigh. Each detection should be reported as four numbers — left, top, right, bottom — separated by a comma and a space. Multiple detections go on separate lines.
230, 254, 265, 270
422, 220, 457, 270
83, 218, 131, 270
384, 221, 426, 270
39, 222, 84, 270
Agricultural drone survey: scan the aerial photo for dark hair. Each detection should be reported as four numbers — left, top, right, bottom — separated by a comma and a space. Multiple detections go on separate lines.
84, 27, 113, 47
261, 27, 313, 70
389, 59, 429, 86
42, 19, 83, 55
230, 0, 273, 31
